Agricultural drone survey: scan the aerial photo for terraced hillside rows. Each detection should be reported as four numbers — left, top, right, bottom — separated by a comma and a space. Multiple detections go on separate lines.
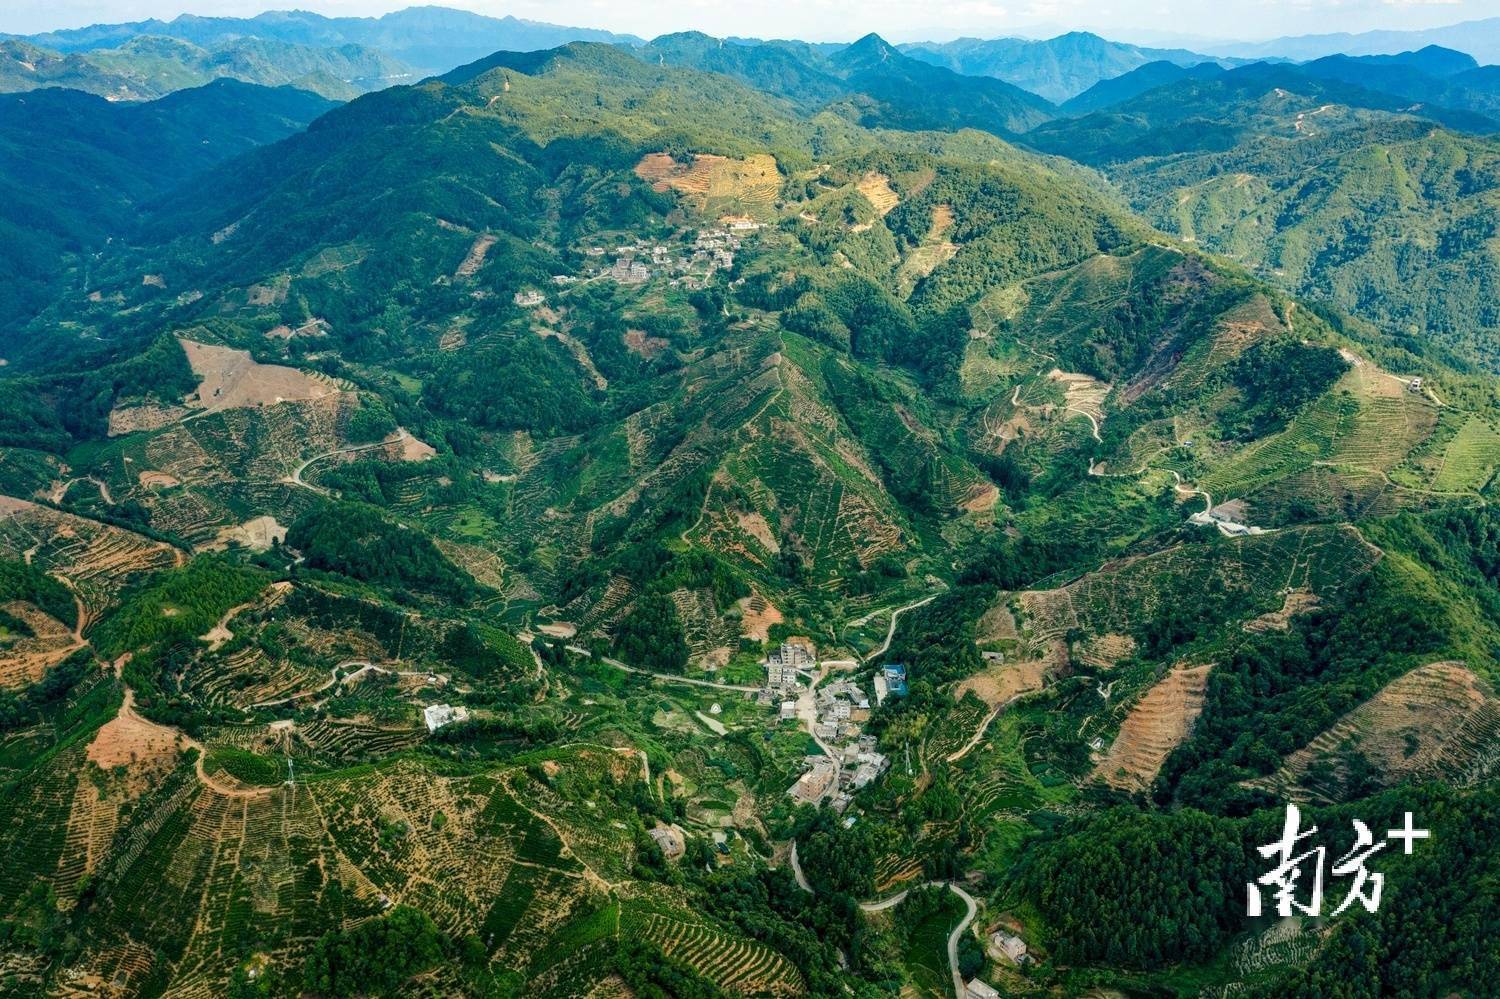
626, 907, 805, 996
0, 497, 180, 628
1009, 524, 1382, 661
1093, 664, 1212, 792
4, 741, 789, 996
1, 31, 1499, 999
1250, 661, 1500, 802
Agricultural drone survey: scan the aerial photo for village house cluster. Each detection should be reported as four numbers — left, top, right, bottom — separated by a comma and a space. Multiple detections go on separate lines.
575, 225, 751, 290
765, 638, 894, 812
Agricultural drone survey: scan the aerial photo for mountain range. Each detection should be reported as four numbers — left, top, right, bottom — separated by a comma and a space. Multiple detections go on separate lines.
1200, 16, 1500, 66
8, 6, 642, 76
899, 30, 1234, 103
0, 10, 1494, 999
0, 34, 411, 100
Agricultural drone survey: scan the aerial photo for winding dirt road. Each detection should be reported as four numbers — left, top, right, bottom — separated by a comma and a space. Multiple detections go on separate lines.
285, 429, 412, 495
862, 594, 939, 663
790, 856, 978, 999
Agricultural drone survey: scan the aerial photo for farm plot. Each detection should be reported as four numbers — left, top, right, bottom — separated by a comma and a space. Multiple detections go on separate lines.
0, 599, 81, 688
1204, 356, 1437, 502
635, 152, 781, 223
179, 338, 341, 414
0, 496, 180, 628
1394, 411, 1500, 495
855, 171, 900, 216
621, 906, 805, 996
1249, 661, 1500, 802
1012, 525, 1381, 657
1092, 664, 1212, 792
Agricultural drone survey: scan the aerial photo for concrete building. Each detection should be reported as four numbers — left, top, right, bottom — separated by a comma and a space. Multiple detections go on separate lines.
767, 662, 801, 689
648, 824, 685, 860
966, 980, 1001, 999
423, 704, 469, 733
788, 758, 837, 804
769, 638, 815, 670
990, 930, 1029, 965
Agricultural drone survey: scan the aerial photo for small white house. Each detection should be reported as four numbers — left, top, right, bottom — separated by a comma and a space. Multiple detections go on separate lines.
423, 703, 469, 733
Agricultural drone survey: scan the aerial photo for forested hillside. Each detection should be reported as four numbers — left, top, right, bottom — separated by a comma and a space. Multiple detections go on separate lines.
0, 22, 1493, 999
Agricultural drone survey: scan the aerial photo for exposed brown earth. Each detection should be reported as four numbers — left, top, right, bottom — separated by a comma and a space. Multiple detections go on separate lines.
1252, 661, 1500, 801
855, 172, 900, 216
179, 338, 339, 413
1094, 664, 1213, 791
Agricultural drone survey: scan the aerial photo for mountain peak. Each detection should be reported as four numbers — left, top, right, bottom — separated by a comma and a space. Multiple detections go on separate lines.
846, 33, 896, 57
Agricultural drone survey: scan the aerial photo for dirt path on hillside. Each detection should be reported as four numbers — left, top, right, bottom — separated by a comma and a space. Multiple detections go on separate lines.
862, 594, 939, 663
285, 429, 414, 494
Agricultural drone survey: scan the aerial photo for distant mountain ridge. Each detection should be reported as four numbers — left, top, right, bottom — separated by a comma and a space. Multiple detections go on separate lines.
0, 34, 411, 101
7, 5, 643, 76
1200, 16, 1500, 66
899, 30, 1232, 102
639, 31, 1055, 137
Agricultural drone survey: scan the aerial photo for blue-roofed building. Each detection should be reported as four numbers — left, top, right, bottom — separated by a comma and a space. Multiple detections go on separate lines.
881, 664, 908, 697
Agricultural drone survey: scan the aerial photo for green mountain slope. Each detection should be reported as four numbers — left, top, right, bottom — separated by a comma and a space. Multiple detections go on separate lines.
640, 32, 1055, 137
12, 6, 643, 76
1061, 59, 1225, 114
1025, 61, 1497, 166
0, 80, 335, 334
0, 30, 1494, 999
1117, 119, 1500, 371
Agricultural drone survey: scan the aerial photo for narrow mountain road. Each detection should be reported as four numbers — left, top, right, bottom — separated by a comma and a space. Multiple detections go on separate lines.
946, 705, 1002, 763
789, 840, 813, 893
947, 883, 978, 999
792, 859, 978, 998
862, 594, 939, 663
560, 644, 760, 692
246, 659, 431, 710
285, 429, 411, 494
1068, 407, 1102, 442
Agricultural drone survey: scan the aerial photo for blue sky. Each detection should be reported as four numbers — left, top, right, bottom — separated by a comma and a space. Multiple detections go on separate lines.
4, 0, 1499, 44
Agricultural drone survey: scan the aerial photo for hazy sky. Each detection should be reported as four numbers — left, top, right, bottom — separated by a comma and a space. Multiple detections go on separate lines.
5, 0, 1500, 44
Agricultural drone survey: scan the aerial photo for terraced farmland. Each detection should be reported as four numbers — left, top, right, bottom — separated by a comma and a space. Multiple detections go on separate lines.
623, 907, 805, 996
1012, 525, 1381, 656
635, 152, 781, 223
1250, 661, 1500, 802
1093, 664, 1212, 792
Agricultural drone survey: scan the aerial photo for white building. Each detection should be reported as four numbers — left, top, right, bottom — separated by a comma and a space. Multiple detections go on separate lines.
966, 981, 1001, 999
991, 930, 1029, 965
423, 703, 469, 733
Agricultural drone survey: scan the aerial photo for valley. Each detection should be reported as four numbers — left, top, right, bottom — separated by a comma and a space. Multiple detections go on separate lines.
0, 11, 1495, 999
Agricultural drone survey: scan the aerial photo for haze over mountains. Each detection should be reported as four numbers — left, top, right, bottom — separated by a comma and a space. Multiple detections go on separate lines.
0, 5, 1495, 998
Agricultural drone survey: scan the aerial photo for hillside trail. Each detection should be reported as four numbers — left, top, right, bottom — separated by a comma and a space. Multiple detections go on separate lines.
945, 691, 1035, 764
54, 573, 89, 644
201, 581, 291, 652
107, 672, 269, 799
1168, 470, 1213, 516
1069, 407, 1102, 442
790, 856, 978, 999
48, 476, 115, 505
861, 593, 940, 663
284, 429, 412, 494
246, 659, 432, 710
559, 643, 760, 692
